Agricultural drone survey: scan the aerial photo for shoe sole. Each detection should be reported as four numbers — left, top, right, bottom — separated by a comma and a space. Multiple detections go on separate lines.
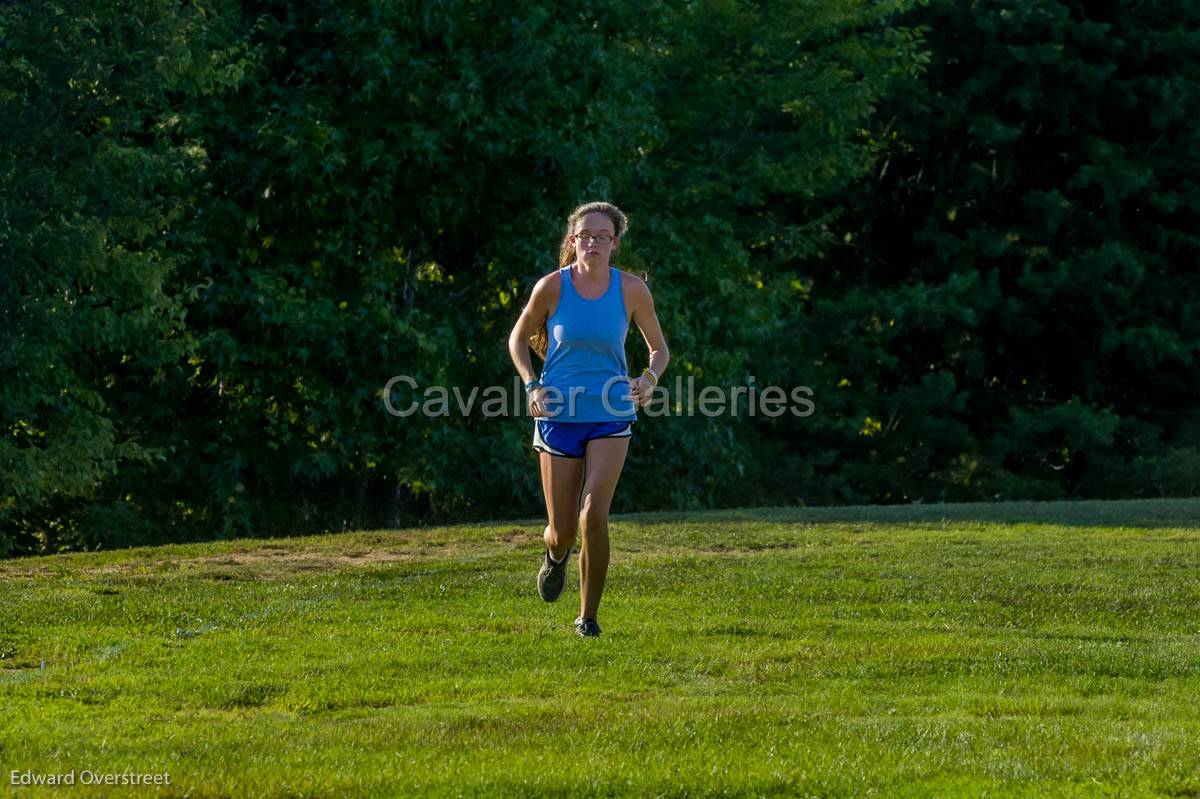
537, 553, 569, 602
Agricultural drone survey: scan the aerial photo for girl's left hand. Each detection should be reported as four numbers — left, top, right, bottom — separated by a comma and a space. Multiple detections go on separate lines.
628, 375, 657, 407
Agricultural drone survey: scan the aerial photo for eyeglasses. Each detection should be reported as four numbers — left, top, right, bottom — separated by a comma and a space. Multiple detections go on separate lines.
574, 234, 613, 245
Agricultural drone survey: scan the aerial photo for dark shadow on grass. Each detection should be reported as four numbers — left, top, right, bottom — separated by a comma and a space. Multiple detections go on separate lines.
1022, 630, 1158, 644
611, 498, 1200, 530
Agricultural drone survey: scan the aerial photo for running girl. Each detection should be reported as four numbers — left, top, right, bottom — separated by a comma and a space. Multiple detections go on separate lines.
507, 201, 670, 637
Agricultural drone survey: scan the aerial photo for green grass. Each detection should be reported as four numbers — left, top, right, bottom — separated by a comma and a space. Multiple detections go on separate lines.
3, 498, 1200, 797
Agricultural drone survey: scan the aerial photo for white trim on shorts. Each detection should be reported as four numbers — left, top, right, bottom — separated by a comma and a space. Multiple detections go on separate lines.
532, 420, 632, 459
532, 421, 572, 457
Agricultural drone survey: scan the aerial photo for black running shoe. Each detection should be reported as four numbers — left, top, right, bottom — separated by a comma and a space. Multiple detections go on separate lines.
575, 617, 601, 637
536, 548, 570, 602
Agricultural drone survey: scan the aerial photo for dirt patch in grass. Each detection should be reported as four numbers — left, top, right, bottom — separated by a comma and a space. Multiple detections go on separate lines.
497, 528, 532, 544
0, 528, 537, 579
0, 546, 455, 580
107, 547, 443, 578
0, 564, 56, 578
94, 537, 532, 579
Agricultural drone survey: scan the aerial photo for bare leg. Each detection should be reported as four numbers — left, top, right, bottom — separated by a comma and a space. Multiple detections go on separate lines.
578, 436, 631, 620
538, 452, 584, 560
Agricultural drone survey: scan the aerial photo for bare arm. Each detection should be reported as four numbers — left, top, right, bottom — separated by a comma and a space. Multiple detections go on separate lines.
627, 276, 670, 406
508, 275, 556, 414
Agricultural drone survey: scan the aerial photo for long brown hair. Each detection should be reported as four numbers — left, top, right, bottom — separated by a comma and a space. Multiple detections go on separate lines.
529, 201, 629, 360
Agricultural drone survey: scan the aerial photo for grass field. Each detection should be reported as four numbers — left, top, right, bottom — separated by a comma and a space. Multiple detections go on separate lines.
2, 498, 1200, 797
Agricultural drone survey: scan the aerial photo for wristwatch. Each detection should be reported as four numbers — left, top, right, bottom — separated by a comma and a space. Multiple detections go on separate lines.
524, 379, 542, 392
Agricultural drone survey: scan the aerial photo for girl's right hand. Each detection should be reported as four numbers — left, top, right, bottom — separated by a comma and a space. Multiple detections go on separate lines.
527, 386, 548, 418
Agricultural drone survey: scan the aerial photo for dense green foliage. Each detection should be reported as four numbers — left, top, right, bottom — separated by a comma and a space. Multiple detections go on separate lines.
0, 1, 215, 555
801, 1, 1200, 506
2, 0, 1197, 554
2, 501, 1199, 795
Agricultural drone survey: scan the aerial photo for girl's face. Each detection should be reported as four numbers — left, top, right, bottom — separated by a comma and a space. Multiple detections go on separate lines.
572, 212, 619, 266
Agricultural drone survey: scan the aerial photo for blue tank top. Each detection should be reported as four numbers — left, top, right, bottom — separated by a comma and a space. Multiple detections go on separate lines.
537, 265, 635, 422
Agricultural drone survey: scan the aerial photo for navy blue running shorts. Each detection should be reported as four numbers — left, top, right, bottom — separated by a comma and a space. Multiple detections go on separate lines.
532, 419, 632, 459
